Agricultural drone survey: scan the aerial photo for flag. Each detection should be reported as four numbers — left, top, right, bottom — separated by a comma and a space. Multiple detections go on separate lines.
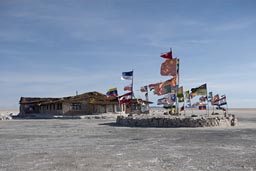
119, 96, 132, 104
190, 92, 196, 99
140, 85, 148, 92
165, 93, 176, 103
154, 77, 177, 95
212, 94, 220, 105
124, 84, 132, 91
160, 50, 172, 59
153, 82, 162, 95
185, 90, 190, 99
170, 94, 177, 103
119, 92, 132, 98
161, 84, 172, 95
199, 105, 207, 110
160, 58, 177, 76
121, 71, 133, 80
106, 88, 118, 97
118, 92, 132, 104
219, 95, 227, 106
157, 97, 168, 105
191, 84, 207, 96
199, 96, 206, 102
177, 86, 184, 102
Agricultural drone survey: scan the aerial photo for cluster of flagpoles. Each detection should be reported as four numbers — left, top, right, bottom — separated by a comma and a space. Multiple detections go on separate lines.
121, 70, 134, 113
105, 48, 229, 115
152, 48, 181, 114
106, 70, 134, 113
138, 48, 228, 115
184, 84, 229, 115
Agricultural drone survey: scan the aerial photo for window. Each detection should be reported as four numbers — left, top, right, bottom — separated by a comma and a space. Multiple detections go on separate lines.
57, 103, 62, 110
71, 103, 81, 110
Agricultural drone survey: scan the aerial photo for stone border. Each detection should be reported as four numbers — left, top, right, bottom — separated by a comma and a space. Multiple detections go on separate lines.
116, 114, 237, 127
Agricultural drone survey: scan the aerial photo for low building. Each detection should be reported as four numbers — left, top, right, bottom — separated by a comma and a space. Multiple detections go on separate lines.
19, 91, 153, 117
19, 92, 121, 116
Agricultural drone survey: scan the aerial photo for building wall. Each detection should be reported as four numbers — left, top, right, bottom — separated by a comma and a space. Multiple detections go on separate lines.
20, 104, 40, 115
20, 99, 124, 116
62, 101, 90, 115
39, 103, 63, 115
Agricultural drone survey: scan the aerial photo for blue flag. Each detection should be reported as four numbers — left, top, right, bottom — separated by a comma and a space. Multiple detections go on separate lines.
121, 71, 133, 80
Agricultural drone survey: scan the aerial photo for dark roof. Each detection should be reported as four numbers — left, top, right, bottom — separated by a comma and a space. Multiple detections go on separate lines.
19, 91, 119, 105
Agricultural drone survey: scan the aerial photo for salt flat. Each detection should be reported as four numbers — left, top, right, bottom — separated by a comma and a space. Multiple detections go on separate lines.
0, 108, 255, 171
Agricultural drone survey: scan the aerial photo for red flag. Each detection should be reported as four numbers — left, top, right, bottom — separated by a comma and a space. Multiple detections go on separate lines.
119, 92, 132, 98
212, 94, 220, 105
160, 58, 177, 76
118, 92, 132, 104
124, 84, 132, 91
119, 97, 132, 104
160, 50, 172, 59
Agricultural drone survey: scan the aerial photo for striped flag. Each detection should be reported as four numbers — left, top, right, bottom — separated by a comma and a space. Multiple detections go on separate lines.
106, 88, 118, 97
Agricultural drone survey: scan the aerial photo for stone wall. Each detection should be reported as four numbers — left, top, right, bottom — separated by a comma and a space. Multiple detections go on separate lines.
116, 114, 237, 127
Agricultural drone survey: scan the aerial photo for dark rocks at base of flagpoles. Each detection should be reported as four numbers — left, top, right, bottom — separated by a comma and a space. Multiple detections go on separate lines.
116, 113, 238, 128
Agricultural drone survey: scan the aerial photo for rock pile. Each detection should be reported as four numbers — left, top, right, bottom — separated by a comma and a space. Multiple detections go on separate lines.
116, 114, 237, 127
0, 114, 12, 120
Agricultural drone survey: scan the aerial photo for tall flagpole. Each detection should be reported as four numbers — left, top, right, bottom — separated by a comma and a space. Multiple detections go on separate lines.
145, 86, 149, 113
177, 58, 180, 114
131, 69, 134, 114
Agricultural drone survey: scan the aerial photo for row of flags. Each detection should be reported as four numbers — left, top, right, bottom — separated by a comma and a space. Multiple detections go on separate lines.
154, 82, 228, 111
105, 48, 228, 112
186, 84, 227, 110
106, 48, 174, 103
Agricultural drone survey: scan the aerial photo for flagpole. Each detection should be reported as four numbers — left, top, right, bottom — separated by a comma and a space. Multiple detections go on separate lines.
131, 69, 134, 115
177, 58, 180, 115
206, 89, 210, 116
212, 94, 215, 114
190, 93, 194, 115
226, 96, 228, 114
145, 86, 149, 112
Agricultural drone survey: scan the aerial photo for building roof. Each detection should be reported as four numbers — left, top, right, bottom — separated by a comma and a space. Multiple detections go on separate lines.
20, 91, 119, 105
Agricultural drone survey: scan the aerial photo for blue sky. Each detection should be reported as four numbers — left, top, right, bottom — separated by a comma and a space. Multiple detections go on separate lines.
1, 0, 256, 109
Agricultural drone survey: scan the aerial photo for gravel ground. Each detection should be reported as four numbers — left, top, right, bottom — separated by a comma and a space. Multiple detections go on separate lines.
0, 109, 256, 171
